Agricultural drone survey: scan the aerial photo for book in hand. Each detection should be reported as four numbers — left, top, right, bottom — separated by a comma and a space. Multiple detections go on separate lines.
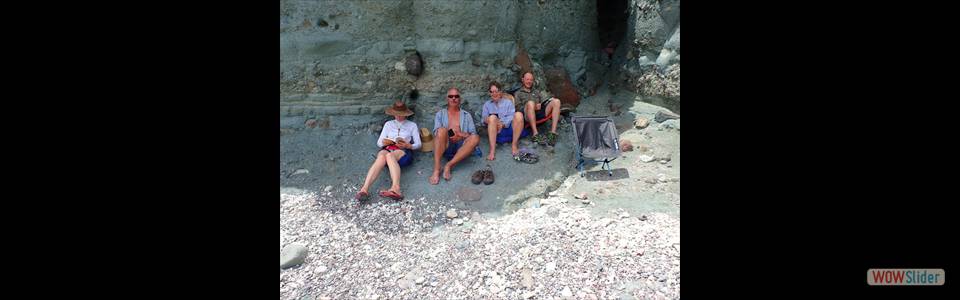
383, 137, 405, 145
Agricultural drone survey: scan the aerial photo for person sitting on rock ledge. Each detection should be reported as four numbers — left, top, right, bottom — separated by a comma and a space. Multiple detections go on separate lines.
515, 72, 562, 147
481, 81, 527, 160
355, 100, 422, 201
430, 87, 481, 184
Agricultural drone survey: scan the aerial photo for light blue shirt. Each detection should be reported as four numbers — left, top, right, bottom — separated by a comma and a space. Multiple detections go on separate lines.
481, 98, 515, 126
433, 109, 477, 135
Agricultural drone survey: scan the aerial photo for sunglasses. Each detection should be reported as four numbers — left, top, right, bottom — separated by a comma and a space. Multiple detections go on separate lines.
447, 95, 461, 99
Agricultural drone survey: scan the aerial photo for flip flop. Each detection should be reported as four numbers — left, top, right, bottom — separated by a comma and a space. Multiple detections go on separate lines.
378, 190, 404, 201
513, 153, 537, 164
354, 191, 370, 201
526, 153, 539, 163
519, 148, 538, 157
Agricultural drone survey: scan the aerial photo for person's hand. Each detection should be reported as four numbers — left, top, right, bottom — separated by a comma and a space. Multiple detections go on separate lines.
449, 131, 464, 143
397, 140, 411, 149
383, 139, 395, 146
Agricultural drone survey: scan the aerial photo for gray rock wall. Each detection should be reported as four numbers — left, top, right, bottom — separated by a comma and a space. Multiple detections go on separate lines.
618, 0, 680, 101
281, 0, 679, 128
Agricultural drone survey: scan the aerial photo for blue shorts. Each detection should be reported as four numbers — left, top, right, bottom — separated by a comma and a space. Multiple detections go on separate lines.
493, 123, 531, 144
382, 148, 414, 167
443, 139, 482, 160
397, 149, 414, 167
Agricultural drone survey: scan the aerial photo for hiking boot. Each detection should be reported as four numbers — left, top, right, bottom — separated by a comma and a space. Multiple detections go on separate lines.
531, 134, 546, 145
471, 169, 484, 184
482, 165, 495, 185
546, 132, 558, 146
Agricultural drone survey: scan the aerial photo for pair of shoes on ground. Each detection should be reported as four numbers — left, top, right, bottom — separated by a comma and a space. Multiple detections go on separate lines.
471, 165, 495, 185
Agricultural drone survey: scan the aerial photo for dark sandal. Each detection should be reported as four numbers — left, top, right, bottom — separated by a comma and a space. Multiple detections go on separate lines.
526, 152, 539, 163
516, 151, 538, 164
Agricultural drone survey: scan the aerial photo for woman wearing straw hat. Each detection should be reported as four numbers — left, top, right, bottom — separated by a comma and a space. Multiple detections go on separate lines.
355, 100, 422, 201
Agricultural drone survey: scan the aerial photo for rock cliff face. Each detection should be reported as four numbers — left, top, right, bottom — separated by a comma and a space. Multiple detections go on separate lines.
620, 0, 680, 102
280, 0, 679, 128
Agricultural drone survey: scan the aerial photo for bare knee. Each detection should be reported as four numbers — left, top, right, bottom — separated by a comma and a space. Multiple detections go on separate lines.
436, 127, 448, 137
486, 115, 499, 125
377, 150, 390, 157
525, 101, 536, 109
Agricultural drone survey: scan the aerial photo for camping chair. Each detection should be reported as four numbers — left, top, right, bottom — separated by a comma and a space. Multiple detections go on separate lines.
571, 115, 621, 177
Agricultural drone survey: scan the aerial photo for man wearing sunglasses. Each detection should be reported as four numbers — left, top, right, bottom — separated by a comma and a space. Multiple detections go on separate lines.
430, 88, 481, 185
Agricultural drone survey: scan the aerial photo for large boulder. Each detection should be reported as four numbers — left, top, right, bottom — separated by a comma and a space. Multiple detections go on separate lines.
514, 44, 533, 76
280, 243, 308, 269
544, 68, 581, 109
405, 51, 423, 77
657, 26, 680, 67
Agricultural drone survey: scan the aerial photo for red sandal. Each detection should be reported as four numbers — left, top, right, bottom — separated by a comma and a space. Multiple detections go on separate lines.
378, 190, 404, 201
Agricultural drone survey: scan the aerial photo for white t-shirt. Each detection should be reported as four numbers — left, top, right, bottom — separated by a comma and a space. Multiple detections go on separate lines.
377, 119, 422, 150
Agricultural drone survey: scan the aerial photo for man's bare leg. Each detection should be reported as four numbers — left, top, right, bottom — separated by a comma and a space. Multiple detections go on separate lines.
430, 128, 449, 185
547, 99, 561, 133
443, 134, 480, 180
525, 101, 539, 136
486, 115, 500, 161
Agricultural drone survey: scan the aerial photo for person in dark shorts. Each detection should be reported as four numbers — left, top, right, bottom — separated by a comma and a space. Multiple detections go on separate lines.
514, 72, 562, 146
355, 100, 422, 201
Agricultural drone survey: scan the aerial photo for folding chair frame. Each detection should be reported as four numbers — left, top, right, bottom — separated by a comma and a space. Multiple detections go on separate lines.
571, 115, 620, 177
